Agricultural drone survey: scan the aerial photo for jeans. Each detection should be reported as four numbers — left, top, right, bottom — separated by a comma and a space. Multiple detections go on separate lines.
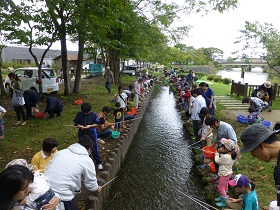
62, 197, 79, 210
0, 119, 3, 136
47, 107, 62, 118
14, 105, 26, 121
97, 129, 113, 138
192, 120, 203, 142
35, 188, 55, 210
92, 138, 102, 165
105, 82, 112, 93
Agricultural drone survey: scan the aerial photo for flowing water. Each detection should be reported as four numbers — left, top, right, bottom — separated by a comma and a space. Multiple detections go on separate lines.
104, 86, 206, 210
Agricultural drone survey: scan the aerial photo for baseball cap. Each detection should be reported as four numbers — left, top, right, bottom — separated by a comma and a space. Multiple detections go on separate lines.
220, 138, 235, 151
5, 159, 33, 170
264, 81, 271, 88
229, 174, 250, 187
240, 124, 279, 152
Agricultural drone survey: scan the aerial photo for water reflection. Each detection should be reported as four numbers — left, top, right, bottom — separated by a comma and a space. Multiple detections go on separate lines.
104, 86, 205, 210
217, 67, 268, 85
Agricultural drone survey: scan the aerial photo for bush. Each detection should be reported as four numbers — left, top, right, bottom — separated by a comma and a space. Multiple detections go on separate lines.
195, 72, 205, 80
207, 74, 215, 81
213, 75, 223, 83
223, 78, 232, 85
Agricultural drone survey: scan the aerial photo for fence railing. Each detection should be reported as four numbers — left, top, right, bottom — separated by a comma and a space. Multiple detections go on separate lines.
230, 80, 280, 99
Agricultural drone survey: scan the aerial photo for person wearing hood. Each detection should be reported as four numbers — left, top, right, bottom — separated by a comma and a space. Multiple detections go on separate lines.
23, 90, 40, 118
44, 135, 102, 210
41, 96, 63, 119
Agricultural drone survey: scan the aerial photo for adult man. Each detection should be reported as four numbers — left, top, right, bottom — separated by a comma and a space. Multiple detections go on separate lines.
134, 77, 143, 108
45, 136, 102, 210
205, 115, 237, 146
41, 96, 63, 119
97, 106, 115, 141
191, 88, 206, 142
104, 66, 114, 94
23, 90, 40, 118
186, 70, 195, 89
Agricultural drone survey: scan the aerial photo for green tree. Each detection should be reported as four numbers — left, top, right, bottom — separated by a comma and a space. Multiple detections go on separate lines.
235, 21, 280, 74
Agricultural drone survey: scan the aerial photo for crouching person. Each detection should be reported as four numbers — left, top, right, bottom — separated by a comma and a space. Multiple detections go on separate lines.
41, 96, 63, 119
44, 135, 102, 210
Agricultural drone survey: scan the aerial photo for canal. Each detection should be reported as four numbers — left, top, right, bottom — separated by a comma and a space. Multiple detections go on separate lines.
104, 86, 206, 210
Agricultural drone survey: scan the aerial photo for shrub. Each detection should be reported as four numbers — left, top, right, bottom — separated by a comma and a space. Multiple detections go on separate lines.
207, 74, 215, 81
195, 72, 205, 80
213, 75, 223, 82
223, 78, 232, 85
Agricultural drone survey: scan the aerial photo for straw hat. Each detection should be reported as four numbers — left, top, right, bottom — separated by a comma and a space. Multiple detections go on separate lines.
264, 81, 271, 88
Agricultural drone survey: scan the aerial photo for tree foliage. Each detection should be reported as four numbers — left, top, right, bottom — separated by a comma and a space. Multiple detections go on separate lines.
235, 21, 280, 74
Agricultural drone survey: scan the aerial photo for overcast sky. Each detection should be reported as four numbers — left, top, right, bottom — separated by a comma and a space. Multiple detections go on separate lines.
177, 0, 280, 58
53, 0, 280, 59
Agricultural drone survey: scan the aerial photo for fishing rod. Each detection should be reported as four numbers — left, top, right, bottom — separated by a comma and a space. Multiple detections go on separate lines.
101, 176, 118, 188
187, 194, 220, 210
188, 141, 201, 147
174, 188, 210, 210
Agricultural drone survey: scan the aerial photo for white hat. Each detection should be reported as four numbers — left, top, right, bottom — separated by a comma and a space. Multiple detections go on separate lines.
269, 200, 278, 210
264, 81, 271, 88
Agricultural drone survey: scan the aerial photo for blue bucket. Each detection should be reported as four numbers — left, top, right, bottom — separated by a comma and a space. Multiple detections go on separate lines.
111, 131, 120, 139
262, 120, 272, 129
237, 115, 248, 124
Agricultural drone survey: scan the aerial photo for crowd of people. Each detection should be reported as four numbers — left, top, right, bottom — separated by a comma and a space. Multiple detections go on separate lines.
0, 67, 154, 210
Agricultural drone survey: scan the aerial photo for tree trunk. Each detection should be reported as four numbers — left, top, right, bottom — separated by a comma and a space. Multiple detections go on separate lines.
61, 25, 70, 96
108, 48, 120, 84
73, 37, 84, 93
0, 46, 6, 95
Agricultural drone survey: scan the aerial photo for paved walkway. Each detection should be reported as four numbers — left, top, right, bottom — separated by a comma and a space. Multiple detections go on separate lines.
215, 95, 248, 110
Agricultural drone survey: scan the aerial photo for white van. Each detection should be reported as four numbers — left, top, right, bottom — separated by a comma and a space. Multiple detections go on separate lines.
4, 67, 59, 94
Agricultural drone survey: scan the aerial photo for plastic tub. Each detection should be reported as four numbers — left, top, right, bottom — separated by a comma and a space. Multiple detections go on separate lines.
237, 115, 248, 124
132, 107, 138, 114
75, 99, 83, 105
35, 112, 45, 119
262, 120, 272, 129
209, 162, 216, 173
202, 146, 216, 159
127, 111, 134, 116
111, 131, 120, 139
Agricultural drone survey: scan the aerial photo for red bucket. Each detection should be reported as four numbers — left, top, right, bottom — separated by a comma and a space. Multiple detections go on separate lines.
202, 146, 216, 159
132, 107, 137, 114
35, 112, 45, 119
75, 99, 83, 105
209, 162, 216, 173
127, 111, 134, 116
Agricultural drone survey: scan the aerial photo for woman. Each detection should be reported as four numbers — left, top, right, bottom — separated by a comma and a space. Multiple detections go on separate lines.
199, 82, 215, 115
240, 124, 280, 208
0, 165, 34, 210
8, 72, 27, 125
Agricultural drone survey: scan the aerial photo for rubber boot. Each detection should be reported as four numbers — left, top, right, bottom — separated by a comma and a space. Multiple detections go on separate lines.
216, 196, 227, 207
214, 196, 221, 202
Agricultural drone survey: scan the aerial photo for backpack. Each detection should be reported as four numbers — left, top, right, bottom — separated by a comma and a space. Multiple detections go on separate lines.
273, 122, 280, 131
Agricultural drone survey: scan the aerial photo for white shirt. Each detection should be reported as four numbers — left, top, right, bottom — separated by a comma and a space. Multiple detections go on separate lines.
115, 92, 128, 108
191, 95, 206, 121
0, 106, 6, 115
202, 118, 213, 138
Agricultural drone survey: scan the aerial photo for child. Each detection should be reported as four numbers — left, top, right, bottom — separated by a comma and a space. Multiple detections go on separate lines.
247, 106, 262, 125
226, 174, 259, 210
31, 138, 58, 173
242, 96, 268, 115
198, 107, 213, 149
73, 102, 103, 170
182, 86, 191, 112
5, 159, 62, 210
115, 85, 128, 129
114, 102, 123, 132
214, 138, 237, 207
0, 105, 6, 139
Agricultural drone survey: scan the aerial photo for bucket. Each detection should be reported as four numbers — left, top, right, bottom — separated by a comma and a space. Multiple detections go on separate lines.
209, 162, 216, 173
202, 146, 216, 159
237, 115, 248, 124
262, 120, 272, 129
35, 112, 45, 119
111, 131, 120, 139
127, 111, 134, 116
75, 99, 83, 105
132, 107, 137, 114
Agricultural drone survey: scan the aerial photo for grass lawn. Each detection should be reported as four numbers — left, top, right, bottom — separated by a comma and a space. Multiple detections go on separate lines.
0, 74, 136, 170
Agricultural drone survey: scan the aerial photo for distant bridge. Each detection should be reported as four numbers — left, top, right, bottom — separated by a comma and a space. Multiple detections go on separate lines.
219, 61, 268, 67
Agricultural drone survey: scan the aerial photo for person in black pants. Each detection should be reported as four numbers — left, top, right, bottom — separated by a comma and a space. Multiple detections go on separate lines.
23, 90, 40, 118
41, 96, 63, 119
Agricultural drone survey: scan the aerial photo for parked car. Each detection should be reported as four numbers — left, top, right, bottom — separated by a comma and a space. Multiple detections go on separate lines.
122, 66, 138, 76
4, 67, 59, 94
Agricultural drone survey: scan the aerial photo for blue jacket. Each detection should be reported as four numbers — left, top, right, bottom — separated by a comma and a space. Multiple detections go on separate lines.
23, 90, 39, 107
73, 111, 100, 141
45, 97, 63, 112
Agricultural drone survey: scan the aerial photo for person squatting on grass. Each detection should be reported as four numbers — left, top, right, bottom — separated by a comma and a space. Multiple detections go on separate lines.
242, 96, 268, 116
73, 102, 103, 170
240, 124, 280, 209
226, 174, 259, 210
214, 138, 237, 207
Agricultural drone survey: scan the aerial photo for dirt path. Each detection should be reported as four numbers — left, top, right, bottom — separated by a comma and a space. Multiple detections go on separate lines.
225, 109, 280, 130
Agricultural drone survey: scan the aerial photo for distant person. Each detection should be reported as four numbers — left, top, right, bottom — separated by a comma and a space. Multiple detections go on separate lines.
104, 66, 114, 94
0, 105, 6, 139
8, 72, 27, 126
45, 135, 102, 210
23, 90, 40, 119
73, 102, 103, 170
199, 82, 216, 115
114, 102, 123, 132
31, 138, 58, 173
134, 77, 143, 108
242, 96, 268, 115
114, 85, 127, 129
186, 70, 195, 89
259, 81, 273, 112
41, 96, 63, 119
